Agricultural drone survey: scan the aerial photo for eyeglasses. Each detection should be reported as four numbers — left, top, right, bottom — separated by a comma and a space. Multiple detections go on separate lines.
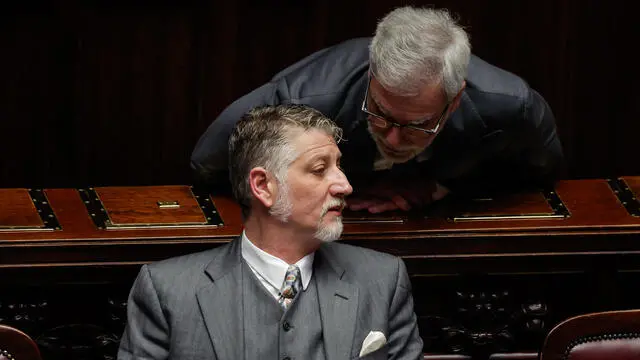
361, 78, 450, 135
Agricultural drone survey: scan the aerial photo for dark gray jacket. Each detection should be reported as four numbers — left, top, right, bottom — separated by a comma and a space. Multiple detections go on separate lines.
118, 239, 423, 360
191, 37, 564, 196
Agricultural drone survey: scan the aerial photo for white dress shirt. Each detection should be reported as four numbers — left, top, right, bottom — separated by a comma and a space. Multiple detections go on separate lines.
241, 231, 314, 300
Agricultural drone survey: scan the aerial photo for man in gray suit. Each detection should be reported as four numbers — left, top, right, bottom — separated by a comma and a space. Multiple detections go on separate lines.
191, 6, 564, 214
118, 105, 424, 360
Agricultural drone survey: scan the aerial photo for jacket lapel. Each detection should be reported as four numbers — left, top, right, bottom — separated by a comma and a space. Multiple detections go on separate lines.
196, 239, 244, 360
430, 92, 509, 180
316, 246, 360, 360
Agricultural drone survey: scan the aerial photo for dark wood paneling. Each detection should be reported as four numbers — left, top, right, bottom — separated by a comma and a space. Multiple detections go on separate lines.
1, 1, 638, 187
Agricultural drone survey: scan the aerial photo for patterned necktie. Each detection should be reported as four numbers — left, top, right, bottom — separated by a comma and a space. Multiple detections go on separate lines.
278, 264, 302, 309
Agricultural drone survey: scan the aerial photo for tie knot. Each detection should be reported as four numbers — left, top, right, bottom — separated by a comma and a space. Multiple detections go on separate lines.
280, 264, 301, 299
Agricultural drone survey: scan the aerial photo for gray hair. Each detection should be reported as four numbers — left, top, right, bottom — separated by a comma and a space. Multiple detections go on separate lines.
370, 6, 471, 101
228, 104, 343, 218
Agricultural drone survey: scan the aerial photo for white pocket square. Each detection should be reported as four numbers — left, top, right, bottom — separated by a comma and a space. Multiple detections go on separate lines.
359, 330, 387, 357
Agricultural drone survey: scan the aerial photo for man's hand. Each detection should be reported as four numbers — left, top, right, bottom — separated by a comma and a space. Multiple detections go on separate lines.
346, 177, 449, 214
347, 194, 412, 213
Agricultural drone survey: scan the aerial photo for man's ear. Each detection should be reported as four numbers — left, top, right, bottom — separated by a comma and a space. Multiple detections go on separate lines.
249, 167, 277, 208
449, 80, 466, 112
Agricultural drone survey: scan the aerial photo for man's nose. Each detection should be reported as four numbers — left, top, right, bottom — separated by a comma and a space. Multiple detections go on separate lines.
384, 126, 402, 147
331, 170, 353, 196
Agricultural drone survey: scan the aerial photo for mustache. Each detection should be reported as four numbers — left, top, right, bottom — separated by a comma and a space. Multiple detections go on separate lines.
321, 198, 346, 217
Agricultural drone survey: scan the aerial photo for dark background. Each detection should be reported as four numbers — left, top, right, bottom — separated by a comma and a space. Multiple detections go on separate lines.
1, 0, 637, 189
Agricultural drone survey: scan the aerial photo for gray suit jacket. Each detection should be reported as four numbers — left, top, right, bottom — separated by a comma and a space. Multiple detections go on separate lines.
191, 37, 564, 197
117, 239, 424, 360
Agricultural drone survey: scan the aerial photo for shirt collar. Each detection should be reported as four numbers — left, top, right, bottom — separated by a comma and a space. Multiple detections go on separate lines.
241, 231, 314, 291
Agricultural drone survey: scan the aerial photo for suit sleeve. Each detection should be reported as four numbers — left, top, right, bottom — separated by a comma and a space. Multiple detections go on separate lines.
439, 87, 565, 197
387, 258, 424, 360
519, 88, 565, 185
190, 82, 278, 192
117, 265, 170, 360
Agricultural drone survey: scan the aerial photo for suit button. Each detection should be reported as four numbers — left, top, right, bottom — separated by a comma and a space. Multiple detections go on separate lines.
283, 321, 291, 331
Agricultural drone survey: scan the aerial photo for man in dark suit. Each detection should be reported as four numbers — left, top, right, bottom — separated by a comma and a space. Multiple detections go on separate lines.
191, 6, 564, 214
118, 105, 424, 360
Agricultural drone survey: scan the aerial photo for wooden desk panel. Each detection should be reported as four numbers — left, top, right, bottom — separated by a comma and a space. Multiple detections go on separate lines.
1, 179, 640, 268
95, 186, 209, 226
0, 189, 44, 229
1, 178, 639, 242
342, 179, 640, 236
0, 189, 243, 243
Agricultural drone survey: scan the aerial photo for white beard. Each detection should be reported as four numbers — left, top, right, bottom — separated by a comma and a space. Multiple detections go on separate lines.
313, 198, 346, 242
314, 217, 343, 243
271, 181, 345, 242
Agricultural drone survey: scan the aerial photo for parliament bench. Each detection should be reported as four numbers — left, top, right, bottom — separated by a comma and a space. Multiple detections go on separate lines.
2, 177, 640, 359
